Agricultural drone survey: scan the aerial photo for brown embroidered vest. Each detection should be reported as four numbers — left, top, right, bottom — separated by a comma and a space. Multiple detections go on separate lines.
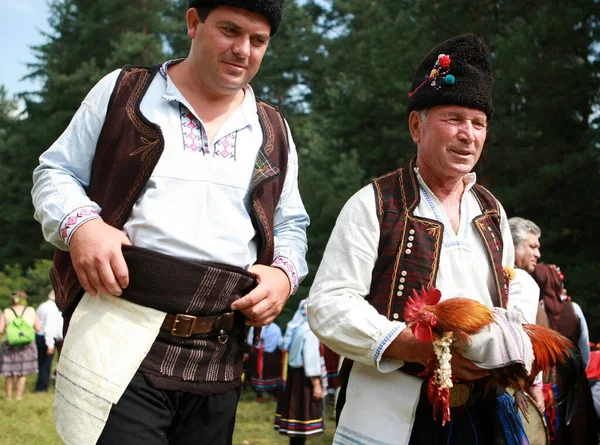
367, 157, 508, 318
50, 64, 290, 316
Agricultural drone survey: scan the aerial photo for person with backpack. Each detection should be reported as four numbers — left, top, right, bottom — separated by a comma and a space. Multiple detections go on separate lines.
0, 290, 40, 400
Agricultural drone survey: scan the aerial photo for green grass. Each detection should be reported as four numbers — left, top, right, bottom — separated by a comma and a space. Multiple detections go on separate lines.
0, 376, 335, 445
233, 389, 336, 445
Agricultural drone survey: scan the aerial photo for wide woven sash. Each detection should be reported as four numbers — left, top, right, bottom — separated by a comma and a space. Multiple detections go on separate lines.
119, 245, 257, 395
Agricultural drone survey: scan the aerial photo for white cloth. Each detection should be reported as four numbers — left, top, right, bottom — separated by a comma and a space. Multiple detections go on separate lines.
53, 292, 165, 445
571, 301, 591, 367
308, 169, 536, 445
460, 308, 533, 374
508, 268, 540, 324
333, 363, 422, 445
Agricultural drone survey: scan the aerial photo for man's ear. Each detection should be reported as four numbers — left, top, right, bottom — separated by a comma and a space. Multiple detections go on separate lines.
408, 111, 422, 144
187, 8, 200, 39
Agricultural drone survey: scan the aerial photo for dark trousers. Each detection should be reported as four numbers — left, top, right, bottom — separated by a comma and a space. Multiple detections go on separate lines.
35, 334, 54, 392
97, 371, 241, 445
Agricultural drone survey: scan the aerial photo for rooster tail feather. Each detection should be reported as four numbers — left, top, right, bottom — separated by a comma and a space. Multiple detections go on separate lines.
522, 324, 574, 375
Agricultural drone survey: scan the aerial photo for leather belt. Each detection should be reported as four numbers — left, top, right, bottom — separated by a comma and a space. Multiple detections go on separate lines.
160, 312, 235, 343
419, 379, 501, 408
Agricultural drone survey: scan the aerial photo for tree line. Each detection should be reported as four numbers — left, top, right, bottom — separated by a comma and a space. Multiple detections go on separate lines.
0, 0, 599, 335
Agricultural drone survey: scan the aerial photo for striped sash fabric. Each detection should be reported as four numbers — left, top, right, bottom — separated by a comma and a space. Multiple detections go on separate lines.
119, 245, 257, 395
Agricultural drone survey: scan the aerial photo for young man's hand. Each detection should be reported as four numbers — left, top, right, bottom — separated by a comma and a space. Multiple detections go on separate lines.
230, 265, 290, 326
69, 219, 131, 297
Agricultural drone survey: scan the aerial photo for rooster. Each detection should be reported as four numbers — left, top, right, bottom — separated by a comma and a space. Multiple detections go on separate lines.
405, 286, 578, 426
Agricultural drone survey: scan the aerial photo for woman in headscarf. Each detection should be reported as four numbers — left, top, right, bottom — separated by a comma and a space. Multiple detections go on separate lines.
531, 264, 598, 445
274, 299, 326, 445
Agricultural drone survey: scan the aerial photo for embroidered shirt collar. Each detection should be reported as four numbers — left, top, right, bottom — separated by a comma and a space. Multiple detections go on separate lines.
159, 59, 260, 130
413, 167, 478, 195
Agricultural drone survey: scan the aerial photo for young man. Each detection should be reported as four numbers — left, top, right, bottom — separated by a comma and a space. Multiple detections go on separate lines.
31, 1, 309, 444
308, 34, 540, 444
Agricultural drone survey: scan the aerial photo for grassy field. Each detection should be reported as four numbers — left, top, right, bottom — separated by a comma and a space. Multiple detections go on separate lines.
0, 376, 336, 445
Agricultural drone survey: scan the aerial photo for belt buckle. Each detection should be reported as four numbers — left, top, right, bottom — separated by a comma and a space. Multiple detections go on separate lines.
171, 314, 196, 337
449, 383, 471, 408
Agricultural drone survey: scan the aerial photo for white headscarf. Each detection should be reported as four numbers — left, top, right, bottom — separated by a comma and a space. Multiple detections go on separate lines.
281, 298, 308, 351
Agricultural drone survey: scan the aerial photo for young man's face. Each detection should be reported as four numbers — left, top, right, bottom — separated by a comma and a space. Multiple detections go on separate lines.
515, 232, 541, 273
411, 105, 488, 182
187, 6, 271, 95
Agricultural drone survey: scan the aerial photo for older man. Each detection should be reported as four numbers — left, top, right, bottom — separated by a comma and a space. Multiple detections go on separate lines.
509, 217, 542, 274
308, 34, 538, 444
31, 1, 308, 444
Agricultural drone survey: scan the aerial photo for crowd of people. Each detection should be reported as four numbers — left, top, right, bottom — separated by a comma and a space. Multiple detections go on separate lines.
0, 0, 592, 444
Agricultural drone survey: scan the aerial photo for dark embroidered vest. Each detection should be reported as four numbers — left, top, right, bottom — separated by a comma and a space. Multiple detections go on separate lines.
50, 64, 290, 316
367, 157, 508, 318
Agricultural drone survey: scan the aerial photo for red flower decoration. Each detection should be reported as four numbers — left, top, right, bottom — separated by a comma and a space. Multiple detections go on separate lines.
438, 54, 451, 68
404, 287, 442, 342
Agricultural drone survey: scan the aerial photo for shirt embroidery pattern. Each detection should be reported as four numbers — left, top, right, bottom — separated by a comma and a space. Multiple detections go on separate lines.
273, 256, 299, 295
213, 132, 238, 160
179, 104, 238, 160
180, 105, 209, 154
60, 207, 101, 244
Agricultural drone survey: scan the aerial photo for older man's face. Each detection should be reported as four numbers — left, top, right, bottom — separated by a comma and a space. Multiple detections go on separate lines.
515, 233, 541, 273
411, 105, 487, 182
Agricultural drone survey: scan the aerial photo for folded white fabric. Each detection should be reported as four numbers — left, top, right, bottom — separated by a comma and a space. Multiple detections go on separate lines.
54, 292, 165, 445
459, 307, 534, 375
334, 362, 422, 445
